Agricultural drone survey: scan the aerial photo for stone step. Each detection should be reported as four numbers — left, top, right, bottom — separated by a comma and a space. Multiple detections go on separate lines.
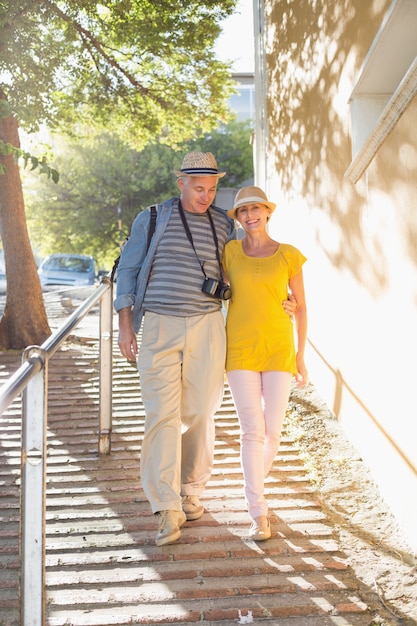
0, 312, 375, 625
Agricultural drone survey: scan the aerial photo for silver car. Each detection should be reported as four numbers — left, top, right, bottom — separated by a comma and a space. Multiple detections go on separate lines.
38, 254, 97, 286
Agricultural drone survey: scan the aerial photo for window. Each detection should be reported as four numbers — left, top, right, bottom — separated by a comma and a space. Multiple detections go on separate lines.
229, 73, 255, 122
345, 0, 417, 183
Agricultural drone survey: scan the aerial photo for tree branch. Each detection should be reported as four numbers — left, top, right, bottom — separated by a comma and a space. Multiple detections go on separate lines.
44, 0, 150, 97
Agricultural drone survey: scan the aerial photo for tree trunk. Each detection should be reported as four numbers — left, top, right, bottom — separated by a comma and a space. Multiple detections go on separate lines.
0, 98, 51, 350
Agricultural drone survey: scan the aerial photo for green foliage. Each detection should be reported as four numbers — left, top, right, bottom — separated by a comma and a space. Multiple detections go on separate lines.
0, 137, 59, 180
0, 99, 12, 119
0, 98, 59, 178
25, 120, 254, 269
187, 119, 255, 188
0, 0, 237, 148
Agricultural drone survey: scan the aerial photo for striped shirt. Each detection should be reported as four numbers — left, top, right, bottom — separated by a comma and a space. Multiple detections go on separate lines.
143, 204, 230, 317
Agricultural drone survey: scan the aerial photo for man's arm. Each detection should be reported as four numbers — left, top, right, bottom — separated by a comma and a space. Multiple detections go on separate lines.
114, 208, 152, 360
117, 307, 138, 361
282, 292, 297, 317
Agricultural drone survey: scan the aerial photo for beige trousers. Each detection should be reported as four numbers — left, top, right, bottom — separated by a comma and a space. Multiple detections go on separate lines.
138, 311, 226, 513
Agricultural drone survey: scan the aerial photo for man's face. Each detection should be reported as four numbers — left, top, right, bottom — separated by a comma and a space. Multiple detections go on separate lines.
178, 175, 218, 214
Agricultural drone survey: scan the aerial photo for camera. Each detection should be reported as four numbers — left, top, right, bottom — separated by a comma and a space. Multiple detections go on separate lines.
202, 277, 232, 301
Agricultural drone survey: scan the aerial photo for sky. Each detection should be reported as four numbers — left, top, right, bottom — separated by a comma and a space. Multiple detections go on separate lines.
214, 0, 254, 73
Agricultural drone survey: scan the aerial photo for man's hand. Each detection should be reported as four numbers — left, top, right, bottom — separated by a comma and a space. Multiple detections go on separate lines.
282, 293, 297, 317
118, 308, 138, 361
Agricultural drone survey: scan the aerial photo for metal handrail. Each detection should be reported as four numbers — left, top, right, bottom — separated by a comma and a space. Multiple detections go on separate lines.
0, 278, 112, 411
0, 276, 114, 626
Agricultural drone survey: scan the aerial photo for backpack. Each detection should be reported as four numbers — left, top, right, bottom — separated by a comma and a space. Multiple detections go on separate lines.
110, 205, 157, 282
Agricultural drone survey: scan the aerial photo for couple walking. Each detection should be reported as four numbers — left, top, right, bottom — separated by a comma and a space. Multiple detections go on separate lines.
115, 151, 308, 546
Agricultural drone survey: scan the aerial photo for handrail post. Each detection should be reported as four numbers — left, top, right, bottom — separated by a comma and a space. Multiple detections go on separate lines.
20, 346, 48, 626
98, 278, 113, 455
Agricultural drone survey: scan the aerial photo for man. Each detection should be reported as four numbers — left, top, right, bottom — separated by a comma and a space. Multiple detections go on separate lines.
115, 152, 235, 546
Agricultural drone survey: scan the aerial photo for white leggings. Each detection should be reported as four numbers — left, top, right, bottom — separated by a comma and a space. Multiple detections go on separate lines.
227, 370, 292, 519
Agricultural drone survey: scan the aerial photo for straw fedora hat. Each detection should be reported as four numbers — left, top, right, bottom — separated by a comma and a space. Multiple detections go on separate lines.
175, 151, 226, 178
227, 186, 276, 219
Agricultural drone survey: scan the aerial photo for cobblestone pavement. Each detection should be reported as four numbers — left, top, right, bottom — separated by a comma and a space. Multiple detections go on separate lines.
0, 289, 413, 625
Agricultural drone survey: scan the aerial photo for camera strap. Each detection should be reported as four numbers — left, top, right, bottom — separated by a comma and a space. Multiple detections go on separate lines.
177, 200, 222, 279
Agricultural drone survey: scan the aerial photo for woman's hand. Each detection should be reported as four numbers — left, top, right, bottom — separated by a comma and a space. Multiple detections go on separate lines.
295, 353, 308, 388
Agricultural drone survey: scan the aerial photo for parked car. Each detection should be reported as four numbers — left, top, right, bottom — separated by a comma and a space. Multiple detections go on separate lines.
38, 254, 97, 287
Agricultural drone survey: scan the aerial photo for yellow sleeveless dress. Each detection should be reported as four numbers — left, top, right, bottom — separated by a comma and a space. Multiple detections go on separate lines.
223, 240, 306, 374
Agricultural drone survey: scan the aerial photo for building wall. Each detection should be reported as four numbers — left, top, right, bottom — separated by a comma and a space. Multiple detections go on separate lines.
261, 0, 417, 551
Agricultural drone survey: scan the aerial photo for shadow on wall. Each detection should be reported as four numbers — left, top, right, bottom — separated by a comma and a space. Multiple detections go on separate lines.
264, 0, 417, 297
309, 338, 417, 480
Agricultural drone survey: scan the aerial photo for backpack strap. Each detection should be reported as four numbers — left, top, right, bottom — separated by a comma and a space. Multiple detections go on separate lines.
110, 204, 158, 283
109, 244, 125, 282
146, 205, 157, 252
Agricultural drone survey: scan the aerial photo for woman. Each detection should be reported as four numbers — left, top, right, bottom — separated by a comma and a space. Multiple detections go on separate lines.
223, 186, 308, 541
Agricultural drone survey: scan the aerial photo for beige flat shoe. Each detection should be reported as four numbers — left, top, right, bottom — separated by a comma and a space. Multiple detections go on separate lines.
249, 515, 271, 541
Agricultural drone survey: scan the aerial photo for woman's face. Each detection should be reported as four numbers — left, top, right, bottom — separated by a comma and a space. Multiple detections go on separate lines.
236, 203, 270, 231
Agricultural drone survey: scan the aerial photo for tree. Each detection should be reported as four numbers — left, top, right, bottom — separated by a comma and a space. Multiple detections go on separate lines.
0, 100, 52, 349
25, 133, 181, 268
24, 119, 254, 269
0, 0, 237, 349
187, 119, 255, 188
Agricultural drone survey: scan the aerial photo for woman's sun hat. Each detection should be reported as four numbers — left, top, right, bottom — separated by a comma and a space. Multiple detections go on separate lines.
175, 151, 226, 178
227, 186, 276, 219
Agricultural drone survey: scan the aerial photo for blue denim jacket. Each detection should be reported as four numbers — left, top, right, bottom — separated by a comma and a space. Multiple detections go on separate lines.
114, 197, 235, 332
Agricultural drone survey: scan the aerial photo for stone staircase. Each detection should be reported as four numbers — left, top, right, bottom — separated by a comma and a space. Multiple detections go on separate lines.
0, 308, 379, 625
